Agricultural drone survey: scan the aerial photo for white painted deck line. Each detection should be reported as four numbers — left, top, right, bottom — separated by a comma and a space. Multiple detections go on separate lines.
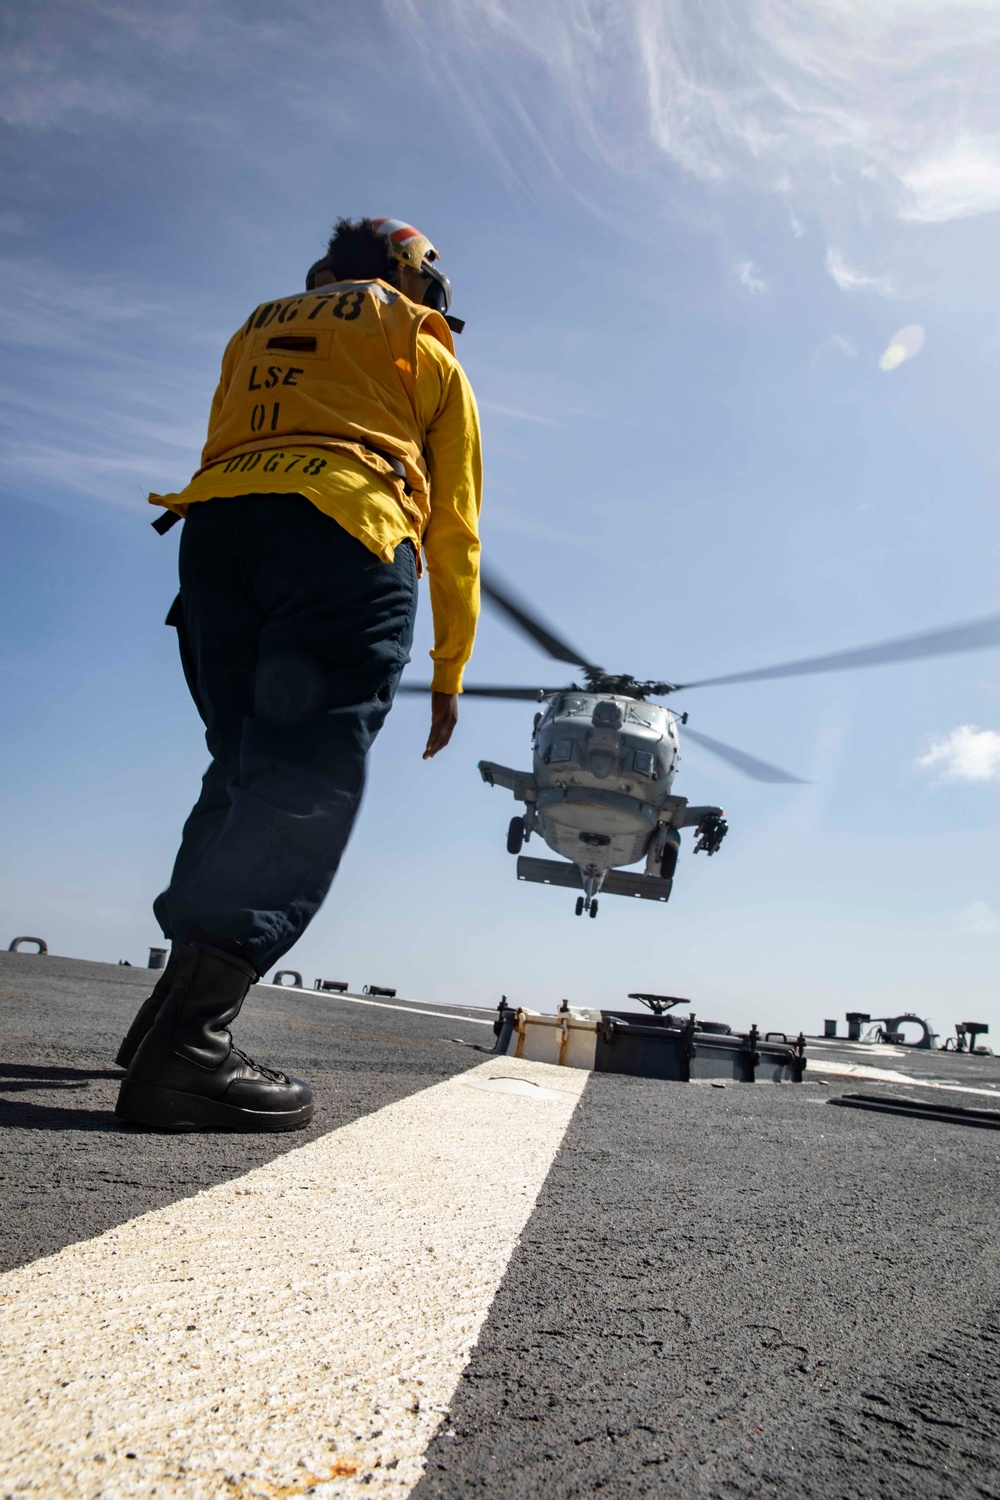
0, 1056, 587, 1499
808, 1057, 1000, 1099
262, 988, 496, 1028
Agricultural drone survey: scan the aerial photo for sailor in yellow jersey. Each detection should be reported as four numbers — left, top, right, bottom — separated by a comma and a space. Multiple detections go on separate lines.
115, 218, 482, 1134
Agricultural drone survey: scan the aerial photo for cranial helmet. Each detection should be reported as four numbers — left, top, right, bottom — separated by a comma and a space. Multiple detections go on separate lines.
371, 217, 439, 274
372, 217, 460, 328
305, 217, 463, 332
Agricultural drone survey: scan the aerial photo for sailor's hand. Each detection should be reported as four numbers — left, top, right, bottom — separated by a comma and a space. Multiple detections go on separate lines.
424, 692, 459, 758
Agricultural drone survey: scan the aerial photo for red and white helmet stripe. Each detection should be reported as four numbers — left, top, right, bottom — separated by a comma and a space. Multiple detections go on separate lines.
372, 217, 438, 271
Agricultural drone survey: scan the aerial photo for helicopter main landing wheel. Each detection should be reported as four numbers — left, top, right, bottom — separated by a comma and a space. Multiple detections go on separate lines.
589, 900, 599, 919
506, 816, 526, 855
575, 896, 584, 917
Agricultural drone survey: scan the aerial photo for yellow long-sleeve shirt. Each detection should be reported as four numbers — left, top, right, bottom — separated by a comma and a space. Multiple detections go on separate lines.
151, 325, 482, 695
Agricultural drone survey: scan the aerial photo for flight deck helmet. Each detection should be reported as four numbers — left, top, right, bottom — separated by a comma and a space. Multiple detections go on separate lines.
370, 217, 455, 321
305, 216, 463, 331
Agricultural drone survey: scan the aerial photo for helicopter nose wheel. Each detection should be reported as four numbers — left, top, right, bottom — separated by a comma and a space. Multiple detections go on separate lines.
589, 900, 599, 919
575, 896, 584, 917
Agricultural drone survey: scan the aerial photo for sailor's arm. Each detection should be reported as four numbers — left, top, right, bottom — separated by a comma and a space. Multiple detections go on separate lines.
418, 335, 483, 756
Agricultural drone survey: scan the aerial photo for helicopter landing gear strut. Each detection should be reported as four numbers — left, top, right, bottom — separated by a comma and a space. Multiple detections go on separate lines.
574, 868, 604, 918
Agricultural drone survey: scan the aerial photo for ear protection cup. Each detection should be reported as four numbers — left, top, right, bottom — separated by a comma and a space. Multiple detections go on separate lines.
420, 263, 464, 331
305, 256, 333, 292
421, 271, 450, 314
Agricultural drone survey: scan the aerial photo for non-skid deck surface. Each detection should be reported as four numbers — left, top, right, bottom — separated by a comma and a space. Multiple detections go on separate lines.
2, 951, 999, 1498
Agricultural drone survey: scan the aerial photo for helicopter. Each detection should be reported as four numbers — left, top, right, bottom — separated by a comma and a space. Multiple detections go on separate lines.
402, 572, 1000, 917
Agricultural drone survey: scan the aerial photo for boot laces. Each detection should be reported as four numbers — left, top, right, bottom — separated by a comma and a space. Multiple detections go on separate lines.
231, 1044, 286, 1083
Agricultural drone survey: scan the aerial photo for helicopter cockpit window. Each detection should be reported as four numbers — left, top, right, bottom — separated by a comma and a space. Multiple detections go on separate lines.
548, 738, 574, 763
632, 750, 655, 776
558, 696, 589, 717
592, 700, 624, 729
626, 704, 656, 728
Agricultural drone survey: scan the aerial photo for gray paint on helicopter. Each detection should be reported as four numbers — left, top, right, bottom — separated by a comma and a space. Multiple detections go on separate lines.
479, 691, 727, 916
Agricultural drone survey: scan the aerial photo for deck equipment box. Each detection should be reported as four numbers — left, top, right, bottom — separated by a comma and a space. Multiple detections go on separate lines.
503, 1006, 805, 1083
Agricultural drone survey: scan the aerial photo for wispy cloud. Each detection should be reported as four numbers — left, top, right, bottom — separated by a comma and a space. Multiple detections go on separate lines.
808, 334, 858, 368
952, 899, 1000, 935
0, 2, 379, 146
900, 136, 1000, 223
479, 400, 566, 428
3, 441, 195, 506
824, 248, 904, 299
486, 501, 606, 557
11, 2, 1000, 240
735, 260, 767, 295
391, 1, 1000, 228
918, 725, 1000, 783
0, 255, 169, 350
0, 252, 213, 510
0, 61, 147, 129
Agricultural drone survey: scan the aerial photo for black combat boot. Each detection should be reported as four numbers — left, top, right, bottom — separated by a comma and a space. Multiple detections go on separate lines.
115, 942, 314, 1132
115, 947, 181, 1068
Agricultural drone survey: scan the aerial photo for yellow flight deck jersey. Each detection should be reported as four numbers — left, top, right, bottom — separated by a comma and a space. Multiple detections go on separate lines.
150, 279, 482, 695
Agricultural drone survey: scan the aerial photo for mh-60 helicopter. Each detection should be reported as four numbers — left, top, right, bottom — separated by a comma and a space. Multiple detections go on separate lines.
403, 573, 1000, 918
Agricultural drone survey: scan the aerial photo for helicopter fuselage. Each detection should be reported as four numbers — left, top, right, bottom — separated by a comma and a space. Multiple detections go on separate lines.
533, 692, 677, 866
479, 691, 726, 916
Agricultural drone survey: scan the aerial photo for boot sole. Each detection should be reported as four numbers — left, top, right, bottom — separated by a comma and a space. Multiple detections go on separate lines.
115, 1080, 314, 1133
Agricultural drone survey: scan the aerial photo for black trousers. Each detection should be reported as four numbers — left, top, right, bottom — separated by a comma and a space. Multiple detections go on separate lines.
153, 495, 417, 975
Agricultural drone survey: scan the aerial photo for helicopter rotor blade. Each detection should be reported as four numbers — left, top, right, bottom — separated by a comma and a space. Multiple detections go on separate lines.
480, 567, 601, 673
682, 727, 807, 784
398, 682, 564, 701
676, 611, 1000, 692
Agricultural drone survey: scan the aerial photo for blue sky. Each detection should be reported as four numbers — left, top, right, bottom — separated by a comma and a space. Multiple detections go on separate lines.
2, 0, 1000, 1042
